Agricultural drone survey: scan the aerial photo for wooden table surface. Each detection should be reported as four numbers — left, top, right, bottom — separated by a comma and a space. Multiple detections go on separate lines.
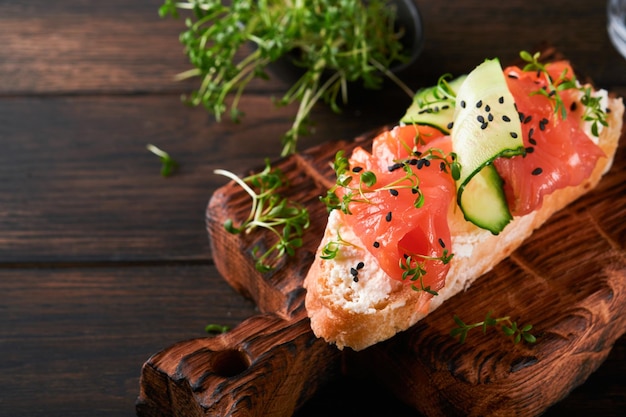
1, 1, 625, 416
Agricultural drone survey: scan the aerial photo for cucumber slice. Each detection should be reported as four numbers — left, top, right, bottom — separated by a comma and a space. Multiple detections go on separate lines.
401, 74, 467, 133
458, 164, 512, 233
452, 58, 525, 234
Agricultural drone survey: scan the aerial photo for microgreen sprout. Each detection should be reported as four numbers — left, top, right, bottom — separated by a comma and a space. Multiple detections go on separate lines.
414, 73, 459, 109
399, 250, 453, 295
147, 144, 178, 177
215, 160, 310, 272
520, 50, 578, 120
160, 0, 414, 156
320, 229, 362, 260
205, 323, 230, 335
451, 310, 537, 345
580, 86, 609, 137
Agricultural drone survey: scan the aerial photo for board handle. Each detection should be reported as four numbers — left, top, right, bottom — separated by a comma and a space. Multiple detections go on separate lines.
136, 312, 341, 417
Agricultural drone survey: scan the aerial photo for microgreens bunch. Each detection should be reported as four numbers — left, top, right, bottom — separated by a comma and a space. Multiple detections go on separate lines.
160, 0, 413, 156
451, 311, 537, 345
215, 160, 310, 272
399, 250, 453, 295
580, 86, 609, 137
520, 50, 578, 120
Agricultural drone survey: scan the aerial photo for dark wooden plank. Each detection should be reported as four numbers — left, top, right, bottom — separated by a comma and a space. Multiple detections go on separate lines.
3, 0, 625, 95
0, 0, 191, 94
0, 89, 408, 263
0, 264, 258, 417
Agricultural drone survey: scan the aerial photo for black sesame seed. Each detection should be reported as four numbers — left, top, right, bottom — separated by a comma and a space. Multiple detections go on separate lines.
488, 113, 494, 122
353, 276, 359, 283
606, 107, 612, 113
502, 115, 511, 122
523, 115, 532, 124
499, 96, 505, 103
423, 159, 431, 167
481, 122, 488, 130
409, 158, 418, 165
438, 238, 446, 248
388, 162, 403, 172
477, 115, 485, 123
442, 104, 450, 110
411, 187, 419, 194
440, 161, 446, 171
485, 104, 491, 112
531, 167, 543, 176
373, 241, 380, 248
525, 146, 534, 153
476, 100, 483, 108
510, 132, 518, 139
389, 189, 399, 197
539, 118, 549, 131
528, 127, 535, 142
350, 267, 358, 276
460, 100, 466, 108
447, 121, 454, 130
570, 102, 577, 112
519, 112, 525, 122
356, 261, 365, 269
529, 138, 537, 145
385, 212, 392, 222
352, 166, 363, 173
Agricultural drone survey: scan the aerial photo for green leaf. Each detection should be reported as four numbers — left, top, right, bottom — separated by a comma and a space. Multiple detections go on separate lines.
360, 171, 377, 187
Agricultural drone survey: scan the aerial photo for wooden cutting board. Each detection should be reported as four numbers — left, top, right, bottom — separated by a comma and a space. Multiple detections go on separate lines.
136, 59, 626, 417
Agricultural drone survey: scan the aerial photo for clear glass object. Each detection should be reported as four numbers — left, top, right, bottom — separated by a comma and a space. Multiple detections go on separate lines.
608, 0, 626, 59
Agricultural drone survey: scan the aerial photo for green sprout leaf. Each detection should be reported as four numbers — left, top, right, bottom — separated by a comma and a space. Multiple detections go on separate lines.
215, 160, 310, 272
147, 144, 178, 177
451, 310, 537, 345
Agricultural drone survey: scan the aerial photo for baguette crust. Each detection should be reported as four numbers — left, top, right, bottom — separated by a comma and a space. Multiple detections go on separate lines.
304, 94, 623, 351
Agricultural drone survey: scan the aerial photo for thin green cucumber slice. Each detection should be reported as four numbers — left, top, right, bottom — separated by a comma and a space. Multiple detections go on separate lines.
401, 74, 467, 133
458, 164, 512, 233
452, 58, 525, 234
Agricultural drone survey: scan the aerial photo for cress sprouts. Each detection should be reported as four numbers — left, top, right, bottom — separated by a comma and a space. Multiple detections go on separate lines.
160, 0, 414, 156
147, 144, 179, 177
399, 250, 454, 295
215, 160, 310, 272
451, 311, 537, 345
580, 86, 609, 137
520, 50, 578, 120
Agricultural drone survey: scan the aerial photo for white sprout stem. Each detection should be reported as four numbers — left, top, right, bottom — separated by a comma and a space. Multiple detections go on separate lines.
214, 169, 258, 222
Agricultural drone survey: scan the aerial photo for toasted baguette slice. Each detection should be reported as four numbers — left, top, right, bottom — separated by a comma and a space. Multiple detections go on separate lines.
303, 93, 623, 352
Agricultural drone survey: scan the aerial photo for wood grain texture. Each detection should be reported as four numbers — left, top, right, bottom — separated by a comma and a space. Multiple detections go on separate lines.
0, 264, 258, 417
138, 314, 341, 417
